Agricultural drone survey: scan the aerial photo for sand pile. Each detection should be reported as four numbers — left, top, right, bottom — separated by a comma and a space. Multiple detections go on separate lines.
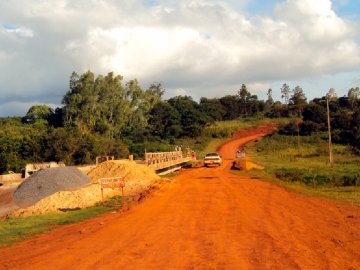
232, 159, 264, 171
87, 160, 160, 194
12, 160, 161, 217
13, 167, 91, 208
12, 184, 103, 217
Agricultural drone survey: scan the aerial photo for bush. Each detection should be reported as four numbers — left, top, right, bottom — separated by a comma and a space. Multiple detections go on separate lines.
273, 168, 331, 186
300, 121, 322, 136
278, 121, 299, 136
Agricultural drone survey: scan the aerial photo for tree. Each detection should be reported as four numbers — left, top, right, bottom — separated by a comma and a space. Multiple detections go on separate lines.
62, 71, 133, 139
168, 96, 211, 137
352, 108, 360, 152
302, 104, 326, 125
289, 86, 307, 116
266, 101, 289, 118
62, 71, 98, 131
348, 87, 359, 109
326, 88, 337, 167
148, 101, 181, 139
146, 82, 165, 109
23, 105, 53, 124
281, 83, 291, 104
199, 97, 225, 121
266, 88, 274, 106
96, 72, 129, 139
238, 84, 251, 115
219, 95, 239, 120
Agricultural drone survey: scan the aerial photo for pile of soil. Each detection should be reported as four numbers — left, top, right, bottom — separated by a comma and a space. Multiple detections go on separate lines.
87, 160, 160, 194
12, 160, 160, 217
232, 159, 264, 170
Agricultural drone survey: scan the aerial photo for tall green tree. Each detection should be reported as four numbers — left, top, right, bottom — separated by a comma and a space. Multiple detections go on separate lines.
289, 86, 307, 116
96, 73, 129, 138
281, 83, 291, 104
266, 88, 274, 106
348, 87, 359, 109
238, 84, 251, 115
62, 71, 98, 131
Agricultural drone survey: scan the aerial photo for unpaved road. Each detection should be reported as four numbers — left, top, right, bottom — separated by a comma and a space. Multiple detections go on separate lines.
1, 127, 360, 270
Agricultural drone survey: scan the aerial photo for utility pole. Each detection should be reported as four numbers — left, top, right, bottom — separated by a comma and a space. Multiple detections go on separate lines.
326, 96, 333, 167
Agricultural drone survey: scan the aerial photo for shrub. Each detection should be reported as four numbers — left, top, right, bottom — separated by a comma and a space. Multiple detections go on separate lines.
273, 168, 332, 186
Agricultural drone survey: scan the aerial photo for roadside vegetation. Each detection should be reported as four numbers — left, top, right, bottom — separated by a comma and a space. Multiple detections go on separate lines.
246, 127, 360, 204
0, 195, 130, 247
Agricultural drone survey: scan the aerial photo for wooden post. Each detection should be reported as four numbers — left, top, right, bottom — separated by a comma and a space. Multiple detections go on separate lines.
326, 96, 333, 167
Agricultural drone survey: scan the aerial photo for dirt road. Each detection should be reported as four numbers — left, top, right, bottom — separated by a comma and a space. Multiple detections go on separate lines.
1, 128, 360, 270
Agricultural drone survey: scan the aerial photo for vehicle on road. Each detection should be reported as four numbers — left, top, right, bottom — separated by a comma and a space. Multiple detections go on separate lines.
204, 152, 222, 167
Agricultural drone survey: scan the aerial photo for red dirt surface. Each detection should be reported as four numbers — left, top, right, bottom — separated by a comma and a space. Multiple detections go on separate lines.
1, 126, 360, 270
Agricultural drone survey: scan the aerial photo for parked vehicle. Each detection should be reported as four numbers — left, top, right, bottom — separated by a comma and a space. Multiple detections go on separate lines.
204, 152, 222, 167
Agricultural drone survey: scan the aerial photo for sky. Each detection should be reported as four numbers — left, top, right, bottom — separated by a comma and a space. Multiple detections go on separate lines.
1, 0, 360, 116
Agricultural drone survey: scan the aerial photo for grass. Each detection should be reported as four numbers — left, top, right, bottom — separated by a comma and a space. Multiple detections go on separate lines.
246, 169, 360, 205
245, 132, 360, 204
0, 195, 130, 248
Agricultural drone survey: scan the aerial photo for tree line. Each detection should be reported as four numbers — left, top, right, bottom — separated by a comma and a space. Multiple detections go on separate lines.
0, 71, 359, 174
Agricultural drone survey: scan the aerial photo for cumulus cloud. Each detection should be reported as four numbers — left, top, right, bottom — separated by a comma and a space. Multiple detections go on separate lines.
0, 0, 360, 116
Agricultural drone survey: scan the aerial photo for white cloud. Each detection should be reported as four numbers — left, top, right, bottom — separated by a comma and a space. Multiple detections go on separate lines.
3, 25, 34, 38
0, 0, 360, 116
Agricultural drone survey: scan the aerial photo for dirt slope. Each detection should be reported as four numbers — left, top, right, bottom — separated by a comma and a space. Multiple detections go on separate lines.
1, 127, 360, 270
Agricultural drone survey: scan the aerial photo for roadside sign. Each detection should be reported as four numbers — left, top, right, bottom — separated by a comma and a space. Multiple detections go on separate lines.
98, 177, 125, 200
98, 177, 125, 189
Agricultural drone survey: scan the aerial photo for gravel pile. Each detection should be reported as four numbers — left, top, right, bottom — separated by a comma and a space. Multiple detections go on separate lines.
13, 167, 91, 208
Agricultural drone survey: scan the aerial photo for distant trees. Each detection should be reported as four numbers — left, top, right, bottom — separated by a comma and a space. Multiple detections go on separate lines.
1, 72, 360, 174
275, 86, 360, 153
168, 96, 211, 138
199, 98, 224, 121
148, 101, 181, 139
219, 95, 239, 120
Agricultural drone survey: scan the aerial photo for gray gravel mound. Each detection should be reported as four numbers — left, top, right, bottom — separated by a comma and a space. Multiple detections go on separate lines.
13, 167, 91, 208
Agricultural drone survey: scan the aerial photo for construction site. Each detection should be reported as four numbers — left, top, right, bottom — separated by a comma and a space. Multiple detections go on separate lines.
0, 149, 193, 218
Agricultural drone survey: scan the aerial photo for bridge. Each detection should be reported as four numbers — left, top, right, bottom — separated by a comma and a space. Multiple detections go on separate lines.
145, 150, 194, 174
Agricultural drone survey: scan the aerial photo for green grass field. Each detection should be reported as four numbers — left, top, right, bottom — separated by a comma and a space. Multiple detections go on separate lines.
245, 133, 360, 204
